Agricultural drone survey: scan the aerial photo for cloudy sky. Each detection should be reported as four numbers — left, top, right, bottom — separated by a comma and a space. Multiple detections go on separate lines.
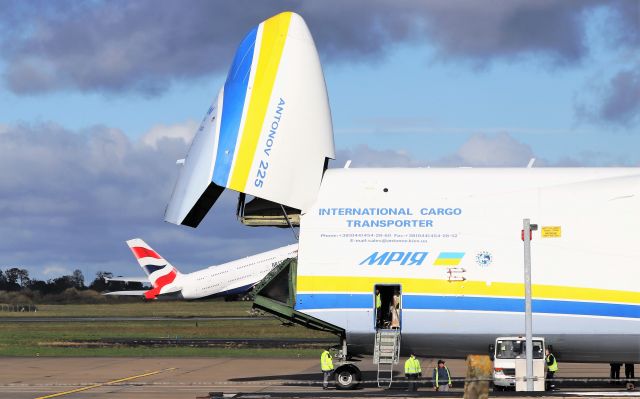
0, 1, 638, 280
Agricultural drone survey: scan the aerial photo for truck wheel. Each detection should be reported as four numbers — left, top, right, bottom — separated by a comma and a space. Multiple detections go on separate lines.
334, 364, 361, 390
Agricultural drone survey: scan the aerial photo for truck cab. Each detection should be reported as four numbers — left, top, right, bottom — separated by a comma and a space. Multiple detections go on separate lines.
490, 336, 545, 390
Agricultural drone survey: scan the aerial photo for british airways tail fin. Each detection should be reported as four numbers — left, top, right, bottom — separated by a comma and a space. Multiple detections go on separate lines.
126, 238, 181, 299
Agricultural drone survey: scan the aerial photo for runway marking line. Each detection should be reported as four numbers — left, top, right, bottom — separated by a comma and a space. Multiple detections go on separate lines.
33, 367, 176, 399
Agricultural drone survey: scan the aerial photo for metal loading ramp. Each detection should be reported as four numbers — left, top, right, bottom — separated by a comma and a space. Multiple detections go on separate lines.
373, 329, 401, 388
251, 258, 344, 336
237, 195, 301, 227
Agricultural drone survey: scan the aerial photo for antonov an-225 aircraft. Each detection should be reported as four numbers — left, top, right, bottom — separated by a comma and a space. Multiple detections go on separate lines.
161, 11, 639, 387
106, 239, 298, 300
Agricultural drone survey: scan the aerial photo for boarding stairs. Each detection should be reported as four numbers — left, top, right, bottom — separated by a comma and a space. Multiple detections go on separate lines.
373, 329, 401, 388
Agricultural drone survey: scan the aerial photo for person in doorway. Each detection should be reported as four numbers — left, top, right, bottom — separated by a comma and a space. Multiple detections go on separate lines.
375, 289, 382, 328
545, 348, 559, 390
390, 290, 400, 329
404, 353, 422, 392
610, 363, 622, 384
320, 348, 334, 390
433, 359, 452, 391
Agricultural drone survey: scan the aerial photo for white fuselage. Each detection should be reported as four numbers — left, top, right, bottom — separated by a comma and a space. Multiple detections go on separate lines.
295, 167, 640, 363
159, 11, 637, 364
172, 244, 298, 300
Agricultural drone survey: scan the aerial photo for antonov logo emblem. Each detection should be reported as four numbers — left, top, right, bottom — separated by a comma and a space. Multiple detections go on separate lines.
475, 251, 492, 267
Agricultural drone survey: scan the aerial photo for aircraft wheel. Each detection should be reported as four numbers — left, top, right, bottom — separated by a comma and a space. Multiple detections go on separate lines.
334, 364, 361, 390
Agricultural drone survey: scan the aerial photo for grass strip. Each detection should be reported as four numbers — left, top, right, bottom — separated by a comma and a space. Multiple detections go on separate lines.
0, 301, 254, 318
0, 319, 333, 357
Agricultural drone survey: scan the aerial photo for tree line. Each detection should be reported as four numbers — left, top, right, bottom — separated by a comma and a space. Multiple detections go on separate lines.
0, 267, 146, 304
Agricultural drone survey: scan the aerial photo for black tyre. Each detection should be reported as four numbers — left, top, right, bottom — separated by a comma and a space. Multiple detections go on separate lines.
334, 364, 361, 390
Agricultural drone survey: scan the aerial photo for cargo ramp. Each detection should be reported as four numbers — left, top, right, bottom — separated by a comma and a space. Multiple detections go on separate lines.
251, 258, 343, 336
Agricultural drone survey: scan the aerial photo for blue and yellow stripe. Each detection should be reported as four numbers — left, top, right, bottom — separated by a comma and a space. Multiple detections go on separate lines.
213, 26, 258, 187
295, 276, 640, 319
213, 11, 292, 189
295, 293, 639, 319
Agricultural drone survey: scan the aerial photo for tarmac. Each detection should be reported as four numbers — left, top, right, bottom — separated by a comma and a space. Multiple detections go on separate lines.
0, 357, 636, 399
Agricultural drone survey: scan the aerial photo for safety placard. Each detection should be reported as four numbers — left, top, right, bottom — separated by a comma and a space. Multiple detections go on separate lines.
541, 226, 561, 238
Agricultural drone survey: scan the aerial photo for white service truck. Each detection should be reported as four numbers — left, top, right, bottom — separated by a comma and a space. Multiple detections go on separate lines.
490, 336, 546, 390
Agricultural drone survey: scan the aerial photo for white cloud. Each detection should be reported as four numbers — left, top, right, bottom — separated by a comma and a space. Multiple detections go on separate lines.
452, 132, 535, 166
140, 120, 198, 149
42, 265, 71, 277
335, 145, 419, 167
0, 123, 294, 280
337, 133, 536, 168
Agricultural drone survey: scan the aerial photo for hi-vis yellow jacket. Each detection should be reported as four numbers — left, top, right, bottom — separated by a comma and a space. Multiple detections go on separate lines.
321, 350, 334, 371
404, 355, 421, 375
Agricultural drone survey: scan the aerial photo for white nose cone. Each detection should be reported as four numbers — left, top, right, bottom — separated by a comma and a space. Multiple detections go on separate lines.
165, 12, 335, 227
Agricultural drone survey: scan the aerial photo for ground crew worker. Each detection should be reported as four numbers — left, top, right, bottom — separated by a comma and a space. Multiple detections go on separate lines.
545, 348, 558, 390
320, 348, 334, 390
625, 363, 635, 390
624, 363, 635, 379
375, 289, 382, 328
404, 353, 422, 392
433, 359, 452, 391
610, 363, 622, 384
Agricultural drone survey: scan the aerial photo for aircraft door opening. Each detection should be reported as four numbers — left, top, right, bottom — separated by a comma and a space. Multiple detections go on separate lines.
374, 284, 401, 330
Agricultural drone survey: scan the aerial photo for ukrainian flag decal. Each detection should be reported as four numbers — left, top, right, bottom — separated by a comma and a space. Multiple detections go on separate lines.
433, 252, 465, 266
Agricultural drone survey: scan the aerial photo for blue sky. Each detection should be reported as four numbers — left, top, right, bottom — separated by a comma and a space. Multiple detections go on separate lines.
0, 1, 638, 280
